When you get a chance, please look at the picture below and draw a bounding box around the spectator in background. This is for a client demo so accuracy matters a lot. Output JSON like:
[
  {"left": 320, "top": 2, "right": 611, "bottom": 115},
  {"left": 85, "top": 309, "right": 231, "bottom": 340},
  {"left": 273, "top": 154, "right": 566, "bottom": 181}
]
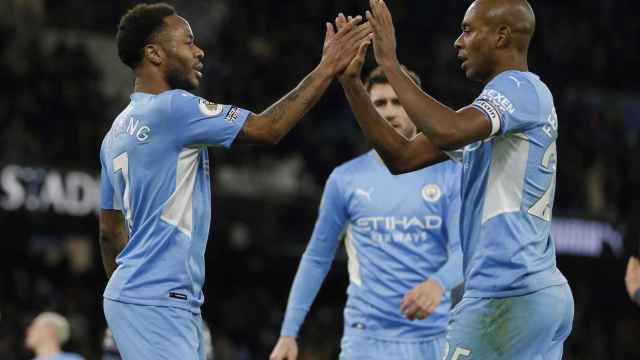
[
  {"left": 625, "top": 257, "right": 640, "bottom": 305},
  {"left": 25, "top": 312, "right": 84, "bottom": 360}
]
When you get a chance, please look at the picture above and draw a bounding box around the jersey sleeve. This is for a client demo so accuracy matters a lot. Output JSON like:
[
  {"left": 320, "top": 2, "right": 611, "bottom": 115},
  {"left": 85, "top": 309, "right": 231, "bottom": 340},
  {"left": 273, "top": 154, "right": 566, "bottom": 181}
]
[
  {"left": 100, "top": 154, "right": 120, "bottom": 210},
  {"left": 443, "top": 148, "right": 464, "bottom": 163},
  {"left": 170, "top": 91, "right": 250, "bottom": 148},
  {"left": 430, "top": 162, "right": 464, "bottom": 290},
  {"left": 280, "top": 170, "right": 349, "bottom": 337},
  {"left": 471, "top": 72, "right": 539, "bottom": 136}
]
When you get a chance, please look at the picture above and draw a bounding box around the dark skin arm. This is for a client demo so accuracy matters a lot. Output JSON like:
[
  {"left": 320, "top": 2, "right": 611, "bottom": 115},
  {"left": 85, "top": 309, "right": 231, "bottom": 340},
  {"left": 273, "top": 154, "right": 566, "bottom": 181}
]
[
  {"left": 235, "top": 17, "right": 373, "bottom": 145},
  {"left": 339, "top": 78, "right": 448, "bottom": 173},
  {"left": 367, "top": 0, "right": 491, "bottom": 150},
  {"left": 334, "top": 14, "right": 447, "bottom": 174},
  {"left": 99, "top": 209, "right": 129, "bottom": 279}
]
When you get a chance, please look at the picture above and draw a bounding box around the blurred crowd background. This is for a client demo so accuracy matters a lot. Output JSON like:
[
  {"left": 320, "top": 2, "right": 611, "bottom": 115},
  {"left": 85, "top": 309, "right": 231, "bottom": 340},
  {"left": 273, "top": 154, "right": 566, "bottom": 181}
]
[{"left": 0, "top": 0, "right": 639, "bottom": 359}]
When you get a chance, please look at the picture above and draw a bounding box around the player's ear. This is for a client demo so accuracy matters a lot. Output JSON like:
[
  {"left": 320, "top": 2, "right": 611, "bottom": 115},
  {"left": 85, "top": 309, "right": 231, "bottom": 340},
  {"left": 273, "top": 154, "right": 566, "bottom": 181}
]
[
  {"left": 495, "top": 25, "right": 510, "bottom": 49},
  {"left": 143, "top": 44, "right": 163, "bottom": 66}
]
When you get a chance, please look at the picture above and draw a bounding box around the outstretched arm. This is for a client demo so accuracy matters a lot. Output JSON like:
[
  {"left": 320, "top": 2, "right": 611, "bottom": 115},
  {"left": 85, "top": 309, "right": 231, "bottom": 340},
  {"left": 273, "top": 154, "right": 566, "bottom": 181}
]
[
  {"left": 235, "top": 17, "right": 372, "bottom": 145},
  {"left": 367, "top": 0, "right": 491, "bottom": 150},
  {"left": 270, "top": 171, "right": 348, "bottom": 360},
  {"left": 333, "top": 13, "right": 447, "bottom": 173},
  {"left": 340, "top": 78, "right": 447, "bottom": 173}
]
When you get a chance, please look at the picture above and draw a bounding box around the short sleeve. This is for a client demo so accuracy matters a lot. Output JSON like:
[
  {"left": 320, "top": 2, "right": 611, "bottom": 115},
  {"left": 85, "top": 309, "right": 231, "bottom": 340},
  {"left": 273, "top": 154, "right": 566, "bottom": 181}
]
[
  {"left": 471, "top": 72, "right": 539, "bottom": 136},
  {"left": 170, "top": 91, "right": 250, "bottom": 148},
  {"left": 100, "top": 158, "right": 120, "bottom": 210},
  {"left": 443, "top": 148, "right": 464, "bottom": 163}
]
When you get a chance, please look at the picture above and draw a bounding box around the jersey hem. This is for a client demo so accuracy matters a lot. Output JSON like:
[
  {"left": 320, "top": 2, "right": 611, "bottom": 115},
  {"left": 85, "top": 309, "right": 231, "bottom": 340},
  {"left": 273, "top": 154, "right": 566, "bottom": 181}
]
[
  {"left": 342, "top": 327, "right": 446, "bottom": 343},
  {"left": 103, "top": 294, "right": 202, "bottom": 314},
  {"left": 462, "top": 279, "right": 568, "bottom": 299}
]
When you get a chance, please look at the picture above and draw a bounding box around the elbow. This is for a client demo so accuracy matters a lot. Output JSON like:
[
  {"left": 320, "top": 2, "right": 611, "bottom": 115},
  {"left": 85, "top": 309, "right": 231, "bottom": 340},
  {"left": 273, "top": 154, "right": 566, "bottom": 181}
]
[
  {"left": 430, "top": 129, "right": 461, "bottom": 150},
  {"left": 258, "top": 131, "right": 282, "bottom": 146},
  {"left": 252, "top": 122, "right": 283, "bottom": 146}
]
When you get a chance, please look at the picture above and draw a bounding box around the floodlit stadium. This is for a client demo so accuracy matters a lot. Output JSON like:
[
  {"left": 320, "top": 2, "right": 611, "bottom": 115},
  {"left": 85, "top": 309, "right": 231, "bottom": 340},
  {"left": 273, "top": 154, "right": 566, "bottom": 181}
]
[{"left": 1, "top": 1, "right": 639, "bottom": 359}]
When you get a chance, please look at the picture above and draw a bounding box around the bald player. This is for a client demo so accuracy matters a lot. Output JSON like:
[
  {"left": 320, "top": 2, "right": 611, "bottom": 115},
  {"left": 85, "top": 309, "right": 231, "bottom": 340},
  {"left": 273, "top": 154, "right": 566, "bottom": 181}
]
[{"left": 337, "top": 0, "right": 574, "bottom": 358}]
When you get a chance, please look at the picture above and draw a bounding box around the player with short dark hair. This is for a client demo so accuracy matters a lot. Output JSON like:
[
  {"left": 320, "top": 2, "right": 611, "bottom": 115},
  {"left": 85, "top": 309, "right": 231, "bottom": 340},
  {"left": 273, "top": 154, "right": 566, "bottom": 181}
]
[
  {"left": 338, "top": 0, "right": 574, "bottom": 358},
  {"left": 270, "top": 26, "right": 463, "bottom": 357},
  {"left": 99, "top": 3, "right": 372, "bottom": 359}
]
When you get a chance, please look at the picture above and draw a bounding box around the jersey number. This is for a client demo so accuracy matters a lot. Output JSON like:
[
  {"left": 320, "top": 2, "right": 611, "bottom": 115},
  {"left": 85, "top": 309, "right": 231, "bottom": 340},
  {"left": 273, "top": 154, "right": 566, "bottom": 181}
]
[
  {"left": 113, "top": 152, "right": 133, "bottom": 231},
  {"left": 528, "top": 141, "right": 556, "bottom": 221},
  {"left": 443, "top": 343, "right": 472, "bottom": 360}
]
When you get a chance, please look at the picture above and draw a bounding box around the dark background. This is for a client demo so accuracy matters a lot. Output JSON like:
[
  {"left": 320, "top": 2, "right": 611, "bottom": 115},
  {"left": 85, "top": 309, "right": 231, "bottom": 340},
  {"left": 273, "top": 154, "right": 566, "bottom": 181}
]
[{"left": 0, "top": 0, "right": 639, "bottom": 359}]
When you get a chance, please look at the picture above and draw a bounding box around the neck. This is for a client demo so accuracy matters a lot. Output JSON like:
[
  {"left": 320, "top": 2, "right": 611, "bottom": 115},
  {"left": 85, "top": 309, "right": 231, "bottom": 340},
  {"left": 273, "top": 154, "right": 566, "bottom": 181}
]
[
  {"left": 484, "top": 52, "right": 528, "bottom": 84},
  {"left": 133, "top": 67, "right": 170, "bottom": 94},
  {"left": 35, "top": 342, "right": 60, "bottom": 359}
]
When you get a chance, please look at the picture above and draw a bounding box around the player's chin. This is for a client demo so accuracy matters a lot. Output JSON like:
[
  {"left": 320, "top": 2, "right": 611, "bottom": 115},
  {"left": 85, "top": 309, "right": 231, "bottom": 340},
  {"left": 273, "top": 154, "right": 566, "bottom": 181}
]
[{"left": 186, "top": 76, "right": 200, "bottom": 90}]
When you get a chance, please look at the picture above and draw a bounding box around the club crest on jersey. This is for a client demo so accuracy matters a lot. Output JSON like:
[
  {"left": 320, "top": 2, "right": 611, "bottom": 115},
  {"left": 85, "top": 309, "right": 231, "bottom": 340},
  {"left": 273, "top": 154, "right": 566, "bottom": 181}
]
[
  {"left": 198, "top": 98, "right": 223, "bottom": 117},
  {"left": 422, "top": 184, "right": 441, "bottom": 203}
]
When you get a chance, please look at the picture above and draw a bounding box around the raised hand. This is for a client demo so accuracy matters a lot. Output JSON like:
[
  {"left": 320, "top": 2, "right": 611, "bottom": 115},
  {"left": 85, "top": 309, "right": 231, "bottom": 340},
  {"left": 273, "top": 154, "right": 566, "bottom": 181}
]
[
  {"left": 400, "top": 278, "right": 444, "bottom": 321},
  {"left": 269, "top": 336, "right": 299, "bottom": 360},
  {"left": 334, "top": 14, "right": 371, "bottom": 82},
  {"left": 320, "top": 15, "right": 372, "bottom": 77},
  {"left": 366, "top": 0, "right": 399, "bottom": 68}
]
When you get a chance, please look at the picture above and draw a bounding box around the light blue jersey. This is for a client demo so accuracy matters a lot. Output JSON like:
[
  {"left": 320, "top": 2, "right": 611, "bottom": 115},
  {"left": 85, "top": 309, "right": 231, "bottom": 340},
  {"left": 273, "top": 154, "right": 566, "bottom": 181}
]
[
  {"left": 100, "top": 90, "right": 249, "bottom": 313},
  {"left": 33, "top": 352, "right": 84, "bottom": 360},
  {"left": 446, "top": 70, "right": 567, "bottom": 298},
  {"left": 280, "top": 151, "right": 463, "bottom": 343}
]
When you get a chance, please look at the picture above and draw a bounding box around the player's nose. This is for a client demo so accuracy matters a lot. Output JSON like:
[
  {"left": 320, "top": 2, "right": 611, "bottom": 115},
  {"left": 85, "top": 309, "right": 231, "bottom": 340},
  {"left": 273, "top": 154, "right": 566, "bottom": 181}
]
[
  {"left": 195, "top": 45, "right": 204, "bottom": 59},
  {"left": 453, "top": 34, "right": 463, "bottom": 49}
]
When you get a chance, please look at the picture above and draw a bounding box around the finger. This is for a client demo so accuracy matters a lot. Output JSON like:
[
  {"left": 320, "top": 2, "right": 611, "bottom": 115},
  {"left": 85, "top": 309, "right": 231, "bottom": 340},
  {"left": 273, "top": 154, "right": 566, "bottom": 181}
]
[
  {"left": 336, "top": 12, "right": 347, "bottom": 30},
  {"left": 336, "top": 15, "right": 363, "bottom": 37},
  {"left": 325, "top": 22, "right": 335, "bottom": 40},
  {"left": 370, "top": 0, "right": 382, "bottom": 19},
  {"left": 379, "top": 0, "right": 392, "bottom": 20},
  {"left": 400, "top": 296, "right": 415, "bottom": 313},
  {"left": 342, "top": 22, "right": 373, "bottom": 45},
  {"left": 402, "top": 301, "right": 419, "bottom": 318},
  {"left": 356, "top": 40, "right": 370, "bottom": 60}
]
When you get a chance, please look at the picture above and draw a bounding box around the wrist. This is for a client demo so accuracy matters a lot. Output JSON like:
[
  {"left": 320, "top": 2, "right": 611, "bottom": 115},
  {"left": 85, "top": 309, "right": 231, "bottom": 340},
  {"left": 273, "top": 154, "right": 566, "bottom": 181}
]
[
  {"left": 429, "top": 276, "right": 446, "bottom": 292},
  {"left": 338, "top": 75, "right": 363, "bottom": 86},
  {"left": 380, "top": 57, "right": 401, "bottom": 74},
  {"left": 315, "top": 61, "right": 336, "bottom": 80}
]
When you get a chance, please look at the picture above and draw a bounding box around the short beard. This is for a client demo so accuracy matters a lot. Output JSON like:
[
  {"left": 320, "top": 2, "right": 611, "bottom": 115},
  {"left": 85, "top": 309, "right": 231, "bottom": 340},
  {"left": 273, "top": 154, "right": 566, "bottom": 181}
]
[{"left": 166, "top": 63, "right": 196, "bottom": 91}]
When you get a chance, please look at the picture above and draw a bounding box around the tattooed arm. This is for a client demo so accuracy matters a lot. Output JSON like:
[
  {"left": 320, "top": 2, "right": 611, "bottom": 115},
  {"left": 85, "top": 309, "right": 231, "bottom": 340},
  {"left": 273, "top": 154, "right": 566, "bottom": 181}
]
[{"left": 235, "top": 17, "right": 372, "bottom": 145}]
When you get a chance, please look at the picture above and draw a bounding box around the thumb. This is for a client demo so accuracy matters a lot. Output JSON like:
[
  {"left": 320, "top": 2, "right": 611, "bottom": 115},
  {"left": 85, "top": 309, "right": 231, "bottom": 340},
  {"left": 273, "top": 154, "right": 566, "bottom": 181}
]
[{"left": 357, "top": 40, "right": 370, "bottom": 59}]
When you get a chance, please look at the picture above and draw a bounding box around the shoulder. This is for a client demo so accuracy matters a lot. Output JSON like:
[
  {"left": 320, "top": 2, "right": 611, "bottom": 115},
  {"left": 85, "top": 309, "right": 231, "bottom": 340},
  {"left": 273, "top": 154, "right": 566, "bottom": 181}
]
[
  {"left": 332, "top": 152, "right": 373, "bottom": 179},
  {"left": 481, "top": 70, "right": 540, "bottom": 105},
  {"left": 164, "top": 90, "right": 226, "bottom": 118}
]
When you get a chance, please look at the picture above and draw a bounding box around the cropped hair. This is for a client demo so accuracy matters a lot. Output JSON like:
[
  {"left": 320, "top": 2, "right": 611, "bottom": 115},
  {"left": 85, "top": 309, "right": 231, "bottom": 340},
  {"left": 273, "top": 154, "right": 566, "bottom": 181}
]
[
  {"left": 364, "top": 65, "right": 422, "bottom": 93},
  {"left": 116, "top": 3, "right": 176, "bottom": 69}
]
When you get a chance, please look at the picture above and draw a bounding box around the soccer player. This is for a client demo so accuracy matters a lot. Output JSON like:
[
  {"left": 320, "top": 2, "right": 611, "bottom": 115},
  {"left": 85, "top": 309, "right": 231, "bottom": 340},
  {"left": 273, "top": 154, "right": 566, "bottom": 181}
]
[
  {"left": 337, "top": 0, "right": 574, "bottom": 358},
  {"left": 25, "top": 312, "right": 84, "bottom": 360},
  {"left": 269, "top": 64, "right": 463, "bottom": 360},
  {"left": 99, "top": 3, "right": 371, "bottom": 359}
]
